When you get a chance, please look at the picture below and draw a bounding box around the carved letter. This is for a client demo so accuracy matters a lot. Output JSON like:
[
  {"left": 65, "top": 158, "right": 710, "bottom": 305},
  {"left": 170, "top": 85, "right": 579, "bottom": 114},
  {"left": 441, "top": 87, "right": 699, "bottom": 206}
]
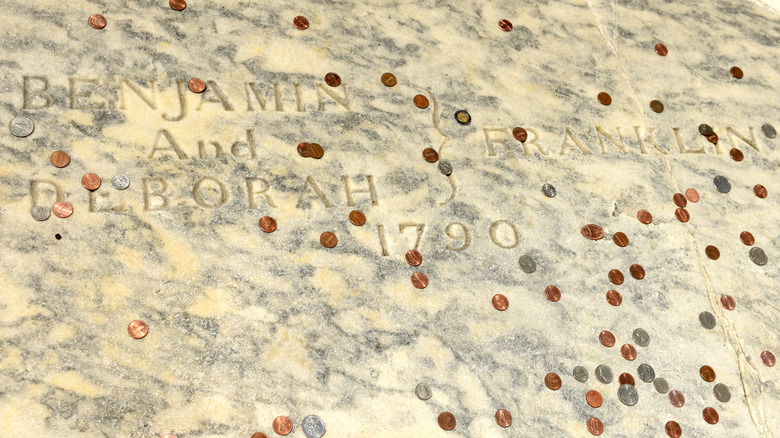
[
  {"left": 246, "top": 177, "right": 278, "bottom": 209},
  {"left": 294, "top": 83, "right": 305, "bottom": 112},
  {"left": 149, "top": 129, "right": 188, "bottom": 159},
  {"left": 245, "top": 82, "right": 283, "bottom": 111},
  {"left": 673, "top": 128, "right": 705, "bottom": 154},
  {"left": 726, "top": 127, "right": 759, "bottom": 152},
  {"left": 198, "top": 141, "right": 224, "bottom": 158},
  {"left": 162, "top": 80, "right": 187, "bottom": 121},
  {"left": 231, "top": 130, "right": 257, "bottom": 159},
  {"left": 633, "top": 126, "right": 665, "bottom": 154},
  {"left": 23, "top": 76, "right": 54, "bottom": 109},
  {"left": 119, "top": 78, "right": 157, "bottom": 110},
  {"left": 560, "top": 128, "right": 592, "bottom": 155},
  {"left": 296, "top": 176, "right": 334, "bottom": 208},
  {"left": 30, "top": 179, "right": 64, "bottom": 208},
  {"left": 193, "top": 177, "right": 228, "bottom": 208},
  {"left": 316, "top": 83, "right": 350, "bottom": 111},
  {"left": 197, "top": 80, "right": 234, "bottom": 111},
  {"left": 595, "top": 126, "right": 627, "bottom": 154},
  {"left": 483, "top": 127, "right": 509, "bottom": 157},
  {"left": 69, "top": 78, "right": 107, "bottom": 110},
  {"left": 143, "top": 178, "right": 169, "bottom": 211},
  {"left": 342, "top": 175, "right": 378, "bottom": 206},
  {"left": 520, "top": 128, "right": 548, "bottom": 156}
]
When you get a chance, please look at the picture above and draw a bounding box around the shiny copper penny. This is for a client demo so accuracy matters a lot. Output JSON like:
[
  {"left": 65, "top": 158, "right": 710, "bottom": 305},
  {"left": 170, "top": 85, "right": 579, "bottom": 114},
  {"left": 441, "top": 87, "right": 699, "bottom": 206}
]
[
  {"left": 597, "top": 92, "right": 612, "bottom": 106},
  {"left": 637, "top": 210, "right": 653, "bottom": 224},
  {"left": 306, "top": 143, "right": 324, "bottom": 159},
  {"left": 544, "top": 285, "right": 561, "bottom": 302},
  {"left": 127, "top": 320, "right": 148, "bottom": 339},
  {"left": 629, "top": 264, "right": 645, "bottom": 280},
  {"left": 760, "top": 350, "right": 776, "bottom": 367},
  {"left": 587, "top": 417, "right": 604, "bottom": 436},
  {"left": 740, "top": 231, "right": 755, "bottom": 246},
  {"left": 413, "top": 94, "right": 429, "bottom": 109},
  {"left": 492, "top": 294, "right": 509, "bottom": 311},
  {"left": 586, "top": 390, "right": 603, "bottom": 408},
  {"left": 581, "top": 224, "right": 605, "bottom": 240},
  {"left": 699, "top": 365, "right": 716, "bottom": 382},
  {"left": 672, "top": 193, "right": 687, "bottom": 207},
  {"left": 188, "top": 78, "right": 206, "bottom": 93},
  {"left": 608, "top": 269, "right": 624, "bottom": 285},
  {"left": 606, "top": 290, "right": 622, "bottom": 306},
  {"left": 668, "top": 390, "right": 685, "bottom": 407},
  {"left": 650, "top": 100, "right": 664, "bottom": 113},
  {"left": 621, "top": 344, "right": 637, "bottom": 361},
  {"left": 411, "top": 272, "right": 428, "bottom": 289},
  {"left": 169, "top": 0, "right": 186, "bottom": 11},
  {"left": 654, "top": 43, "right": 668, "bottom": 56},
  {"left": 720, "top": 294, "right": 735, "bottom": 310},
  {"left": 258, "top": 216, "right": 277, "bottom": 233},
  {"left": 405, "top": 250, "right": 422, "bottom": 266},
  {"left": 320, "top": 231, "right": 338, "bottom": 248},
  {"left": 251, "top": 433, "right": 267, "bottom": 438},
  {"left": 88, "top": 14, "right": 107, "bottom": 29},
  {"left": 730, "top": 148, "right": 744, "bottom": 161},
  {"left": 512, "top": 127, "right": 528, "bottom": 142},
  {"left": 545, "top": 373, "right": 562, "bottom": 390},
  {"left": 754, "top": 184, "right": 768, "bottom": 198},
  {"left": 599, "top": 330, "right": 616, "bottom": 347},
  {"left": 685, "top": 188, "right": 700, "bottom": 202},
  {"left": 293, "top": 15, "right": 309, "bottom": 30},
  {"left": 675, "top": 208, "right": 690, "bottom": 223},
  {"left": 613, "top": 232, "right": 629, "bottom": 247},
  {"left": 325, "top": 72, "right": 341, "bottom": 87},
  {"left": 422, "top": 148, "right": 439, "bottom": 163},
  {"left": 52, "top": 201, "right": 73, "bottom": 218},
  {"left": 494, "top": 409, "right": 512, "bottom": 427},
  {"left": 297, "top": 142, "right": 311, "bottom": 157},
  {"left": 50, "top": 151, "right": 70, "bottom": 168},
  {"left": 665, "top": 421, "right": 682, "bottom": 438},
  {"left": 81, "top": 173, "right": 101, "bottom": 191},
  {"left": 498, "top": 19, "right": 513, "bottom": 32},
  {"left": 438, "top": 412, "right": 456, "bottom": 431},
  {"left": 619, "top": 373, "right": 635, "bottom": 386},
  {"left": 705, "top": 245, "right": 720, "bottom": 260},
  {"left": 381, "top": 73, "right": 397, "bottom": 87},
  {"left": 349, "top": 210, "right": 366, "bottom": 226},
  {"left": 161, "top": 435, "right": 176, "bottom": 438},
  {"left": 273, "top": 416, "right": 293, "bottom": 435},
  {"left": 707, "top": 133, "right": 719, "bottom": 144},
  {"left": 730, "top": 66, "right": 744, "bottom": 79},
  {"left": 703, "top": 407, "right": 719, "bottom": 425}
]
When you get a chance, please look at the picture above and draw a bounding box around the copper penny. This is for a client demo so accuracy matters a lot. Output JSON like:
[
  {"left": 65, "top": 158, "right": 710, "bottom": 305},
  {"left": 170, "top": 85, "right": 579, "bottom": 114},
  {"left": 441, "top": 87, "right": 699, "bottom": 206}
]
[
  {"left": 494, "top": 409, "right": 512, "bottom": 427},
  {"left": 169, "top": 0, "right": 186, "bottom": 11},
  {"left": 498, "top": 19, "right": 513, "bottom": 32},
  {"left": 699, "top": 365, "right": 716, "bottom": 382},
  {"left": 81, "top": 173, "right": 102, "bottom": 191},
  {"left": 760, "top": 350, "right": 776, "bottom": 367},
  {"left": 258, "top": 216, "right": 277, "bottom": 233},
  {"left": 754, "top": 184, "right": 768, "bottom": 198},
  {"left": 619, "top": 373, "right": 635, "bottom": 386},
  {"left": 324, "top": 72, "right": 341, "bottom": 87},
  {"left": 544, "top": 285, "right": 561, "bottom": 302},
  {"left": 492, "top": 294, "right": 509, "bottom": 311},
  {"left": 654, "top": 43, "right": 668, "bottom": 56},
  {"left": 637, "top": 210, "right": 653, "bottom": 224},
  {"left": 293, "top": 15, "right": 309, "bottom": 30},
  {"left": 730, "top": 148, "right": 744, "bottom": 161},
  {"left": 411, "top": 272, "right": 428, "bottom": 289},
  {"left": 599, "top": 330, "right": 616, "bottom": 347},
  {"left": 587, "top": 417, "right": 604, "bottom": 436},
  {"left": 581, "top": 224, "right": 605, "bottom": 240},
  {"left": 720, "top": 294, "right": 735, "bottom": 310},
  {"left": 705, "top": 245, "right": 720, "bottom": 260},
  {"left": 699, "top": 124, "right": 714, "bottom": 136},
  {"left": 306, "top": 143, "right": 324, "bottom": 159},
  {"left": 88, "top": 14, "right": 107, "bottom": 29},
  {"left": 675, "top": 208, "right": 690, "bottom": 223},
  {"left": 621, "top": 344, "right": 637, "bottom": 361},
  {"left": 381, "top": 73, "right": 397, "bottom": 87},
  {"left": 685, "top": 188, "right": 700, "bottom": 202},
  {"left": 606, "top": 290, "right": 622, "bottom": 306},
  {"left": 597, "top": 92, "right": 612, "bottom": 106},
  {"left": 437, "top": 412, "right": 456, "bottom": 431},
  {"left": 668, "top": 389, "right": 685, "bottom": 407},
  {"left": 413, "top": 94, "right": 429, "bottom": 109},
  {"left": 613, "top": 232, "right": 629, "bottom": 247},
  {"left": 545, "top": 373, "right": 562, "bottom": 390},
  {"left": 188, "top": 78, "right": 206, "bottom": 93},
  {"left": 161, "top": 435, "right": 176, "bottom": 438},
  {"left": 629, "top": 264, "right": 645, "bottom": 280},
  {"left": 349, "top": 210, "right": 366, "bottom": 226},
  {"left": 707, "top": 133, "right": 719, "bottom": 144},
  {"left": 127, "top": 320, "right": 148, "bottom": 339},
  {"left": 251, "top": 433, "right": 268, "bottom": 438},
  {"left": 650, "top": 100, "right": 664, "bottom": 113},
  {"left": 703, "top": 407, "right": 719, "bottom": 425},
  {"left": 586, "top": 390, "right": 603, "bottom": 408},
  {"left": 608, "top": 269, "right": 624, "bottom": 285},
  {"left": 422, "top": 148, "right": 439, "bottom": 163},
  {"left": 512, "top": 127, "right": 528, "bottom": 142},
  {"left": 52, "top": 201, "right": 73, "bottom": 218},
  {"left": 405, "top": 250, "right": 422, "bottom": 267},
  {"left": 730, "top": 66, "right": 744, "bottom": 79},
  {"left": 320, "top": 231, "right": 338, "bottom": 248},
  {"left": 273, "top": 416, "right": 293, "bottom": 435},
  {"left": 50, "top": 151, "right": 70, "bottom": 168},
  {"left": 672, "top": 193, "right": 687, "bottom": 207},
  {"left": 740, "top": 231, "right": 755, "bottom": 246},
  {"left": 297, "top": 142, "right": 311, "bottom": 157},
  {"left": 665, "top": 421, "right": 682, "bottom": 438}
]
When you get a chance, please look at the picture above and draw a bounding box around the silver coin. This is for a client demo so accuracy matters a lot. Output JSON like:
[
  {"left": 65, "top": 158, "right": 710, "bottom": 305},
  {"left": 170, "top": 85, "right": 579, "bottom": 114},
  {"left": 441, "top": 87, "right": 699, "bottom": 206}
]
[
  {"left": 618, "top": 383, "right": 639, "bottom": 406},
  {"left": 415, "top": 383, "right": 432, "bottom": 400},
  {"left": 653, "top": 377, "right": 669, "bottom": 394},
  {"left": 595, "top": 364, "right": 613, "bottom": 384},
  {"left": 713, "top": 383, "right": 731, "bottom": 403},
  {"left": 9, "top": 116, "right": 34, "bottom": 137},
  {"left": 438, "top": 160, "right": 453, "bottom": 176},
  {"left": 573, "top": 365, "right": 589, "bottom": 382},
  {"left": 301, "top": 415, "right": 326, "bottom": 438},
  {"left": 699, "top": 311, "right": 716, "bottom": 329},
  {"left": 518, "top": 255, "right": 537, "bottom": 273},
  {"left": 542, "top": 183, "right": 557, "bottom": 198},
  {"left": 713, "top": 175, "right": 731, "bottom": 193},
  {"left": 632, "top": 328, "right": 650, "bottom": 347},
  {"left": 762, "top": 123, "right": 777, "bottom": 139},
  {"left": 31, "top": 205, "right": 51, "bottom": 221},
  {"left": 749, "top": 247, "right": 767, "bottom": 266},
  {"left": 637, "top": 364, "right": 655, "bottom": 383},
  {"left": 112, "top": 174, "right": 130, "bottom": 190}
]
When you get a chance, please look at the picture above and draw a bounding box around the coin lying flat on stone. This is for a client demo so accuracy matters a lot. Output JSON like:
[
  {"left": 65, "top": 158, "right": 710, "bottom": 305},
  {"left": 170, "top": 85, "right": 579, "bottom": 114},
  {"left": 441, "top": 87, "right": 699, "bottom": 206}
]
[
  {"left": 573, "top": 366, "right": 589, "bottom": 382},
  {"left": 31, "top": 206, "right": 51, "bottom": 221},
  {"left": 273, "top": 416, "right": 293, "bottom": 435},
  {"left": 415, "top": 382, "right": 432, "bottom": 400},
  {"left": 749, "top": 247, "right": 767, "bottom": 266},
  {"left": 699, "top": 311, "right": 716, "bottom": 329},
  {"left": 637, "top": 364, "right": 655, "bottom": 383},
  {"left": 494, "top": 409, "right": 512, "bottom": 427},
  {"left": 713, "top": 383, "right": 731, "bottom": 402},
  {"left": 762, "top": 123, "right": 777, "bottom": 138},
  {"left": 595, "top": 364, "right": 613, "bottom": 384},
  {"left": 438, "top": 412, "right": 456, "bottom": 431},
  {"left": 438, "top": 160, "right": 453, "bottom": 176},
  {"left": 542, "top": 183, "right": 556, "bottom": 198},
  {"left": 654, "top": 377, "right": 669, "bottom": 394},
  {"left": 301, "top": 415, "right": 325, "bottom": 438},
  {"left": 713, "top": 175, "right": 731, "bottom": 193},
  {"left": 618, "top": 383, "right": 639, "bottom": 406},
  {"left": 112, "top": 174, "right": 130, "bottom": 190},
  {"left": 9, "top": 116, "right": 34, "bottom": 137},
  {"left": 580, "top": 224, "right": 604, "bottom": 240},
  {"left": 518, "top": 255, "right": 536, "bottom": 273}
]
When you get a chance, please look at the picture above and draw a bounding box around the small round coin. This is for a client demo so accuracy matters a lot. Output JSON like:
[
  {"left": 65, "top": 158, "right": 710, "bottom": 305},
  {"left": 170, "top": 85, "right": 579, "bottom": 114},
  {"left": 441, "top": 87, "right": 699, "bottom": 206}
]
[
  {"left": 545, "top": 373, "right": 562, "bottom": 390},
  {"left": 637, "top": 363, "right": 656, "bottom": 383},
  {"left": 251, "top": 433, "right": 268, "bottom": 438},
  {"left": 187, "top": 78, "right": 206, "bottom": 93},
  {"left": 700, "top": 365, "right": 716, "bottom": 382},
  {"left": 273, "top": 416, "right": 293, "bottom": 435},
  {"left": 112, "top": 174, "right": 130, "bottom": 190},
  {"left": 415, "top": 382, "right": 432, "bottom": 400},
  {"left": 411, "top": 272, "right": 428, "bottom": 289},
  {"left": 740, "top": 231, "right": 755, "bottom": 246},
  {"left": 498, "top": 19, "right": 513, "bottom": 32},
  {"left": 301, "top": 415, "right": 325, "bottom": 438},
  {"left": 437, "top": 412, "right": 456, "bottom": 431},
  {"left": 81, "top": 173, "right": 102, "bottom": 191},
  {"left": 88, "top": 14, "right": 107, "bottom": 29},
  {"left": 348, "top": 210, "right": 366, "bottom": 226},
  {"left": 492, "top": 294, "right": 509, "bottom": 311},
  {"left": 713, "top": 383, "right": 731, "bottom": 402},
  {"left": 668, "top": 389, "right": 685, "bottom": 407},
  {"left": 730, "top": 66, "right": 744, "bottom": 79},
  {"left": 613, "top": 232, "right": 629, "bottom": 247},
  {"left": 413, "top": 94, "right": 429, "bottom": 109},
  {"left": 629, "top": 264, "right": 646, "bottom": 280},
  {"left": 512, "top": 127, "right": 528, "bottom": 142},
  {"left": 730, "top": 148, "right": 744, "bottom": 161},
  {"left": 599, "top": 330, "right": 616, "bottom": 347},
  {"left": 754, "top": 184, "right": 768, "bottom": 198},
  {"left": 621, "top": 344, "right": 637, "bottom": 361},
  {"left": 52, "top": 201, "right": 73, "bottom": 218},
  {"left": 586, "top": 390, "right": 603, "bottom": 408},
  {"left": 438, "top": 160, "right": 453, "bottom": 176},
  {"left": 699, "top": 311, "right": 717, "bottom": 329},
  {"left": 544, "top": 285, "right": 561, "bottom": 302},
  {"left": 542, "top": 183, "right": 556, "bottom": 198},
  {"left": 405, "top": 250, "right": 423, "bottom": 267},
  {"left": 518, "top": 255, "right": 536, "bottom": 273},
  {"left": 762, "top": 123, "right": 777, "bottom": 138},
  {"left": 50, "top": 151, "right": 70, "bottom": 168},
  {"left": 749, "top": 247, "right": 767, "bottom": 266},
  {"left": 9, "top": 116, "right": 34, "bottom": 137},
  {"left": 573, "top": 366, "right": 589, "bottom": 382},
  {"left": 494, "top": 409, "right": 512, "bottom": 427},
  {"left": 597, "top": 92, "right": 612, "bottom": 106},
  {"left": 606, "top": 290, "right": 622, "bottom": 306},
  {"left": 581, "top": 224, "right": 605, "bottom": 240},
  {"left": 595, "top": 364, "right": 613, "bottom": 384},
  {"left": 699, "top": 124, "right": 714, "bottom": 136},
  {"left": 618, "top": 383, "right": 639, "bottom": 406},
  {"left": 258, "top": 216, "right": 277, "bottom": 233},
  {"left": 654, "top": 43, "right": 668, "bottom": 56},
  {"left": 632, "top": 328, "right": 650, "bottom": 347},
  {"left": 454, "top": 110, "right": 471, "bottom": 125},
  {"left": 675, "top": 207, "right": 690, "bottom": 223},
  {"left": 608, "top": 269, "right": 624, "bottom": 285},
  {"left": 713, "top": 175, "right": 731, "bottom": 193},
  {"left": 685, "top": 188, "right": 700, "bottom": 202},
  {"left": 293, "top": 15, "right": 309, "bottom": 30},
  {"left": 306, "top": 143, "right": 324, "bottom": 159},
  {"left": 127, "top": 320, "right": 148, "bottom": 339},
  {"left": 707, "top": 133, "right": 719, "bottom": 144},
  {"left": 587, "top": 417, "right": 604, "bottom": 436},
  {"left": 705, "top": 245, "right": 720, "bottom": 260},
  {"left": 381, "top": 73, "right": 397, "bottom": 87},
  {"left": 760, "top": 350, "right": 776, "bottom": 367},
  {"left": 297, "top": 142, "right": 311, "bottom": 158},
  {"left": 665, "top": 421, "right": 682, "bottom": 438},
  {"left": 703, "top": 407, "right": 719, "bottom": 425},
  {"left": 650, "top": 100, "right": 664, "bottom": 113},
  {"left": 320, "top": 232, "right": 337, "bottom": 248},
  {"left": 673, "top": 193, "right": 687, "bottom": 207},
  {"left": 169, "top": 0, "right": 186, "bottom": 11},
  {"left": 637, "top": 209, "right": 653, "bottom": 224},
  {"left": 654, "top": 377, "right": 669, "bottom": 394},
  {"left": 324, "top": 72, "right": 341, "bottom": 87},
  {"left": 720, "top": 294, "right": 736, "bottom": 310},
  {"left": 422, "top": 148, "right": 439, "bottom": 163},
  {"left": 31, "top": 206, "right": 51, "bottom": 221}
]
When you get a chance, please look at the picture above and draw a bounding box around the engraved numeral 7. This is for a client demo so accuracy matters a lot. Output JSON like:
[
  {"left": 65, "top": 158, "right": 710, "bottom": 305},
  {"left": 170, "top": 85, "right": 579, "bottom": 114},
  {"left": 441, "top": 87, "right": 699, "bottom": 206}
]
[{"left": 399, "top": 223, "right": 426, "bottom": 251}]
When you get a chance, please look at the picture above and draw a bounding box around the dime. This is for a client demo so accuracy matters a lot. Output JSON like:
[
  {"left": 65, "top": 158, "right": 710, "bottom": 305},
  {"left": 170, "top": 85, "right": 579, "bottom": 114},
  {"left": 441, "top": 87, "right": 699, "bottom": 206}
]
[
  {"left": 586, "top": 390, "right": 603, "bottom": 408},
  {"left": 512, "top": 127, "right": 528, "bottom": 142},
  {"left": 415, "top": 382, "right": 432, "bottom": 400},
  {"left": 672, "top": 193, "right": 687, "bottom": 207},
  {"left": 699, "top": 311, "right": 716, "bottom": 329},
  {"left": 518, "top": 255, "right": 536, "bottom": 273},
  {"left": 621, "top": 344, "right": 637, "bottom": 361},
  {"left": 437, "top": 412, "right": 456, "bottom": 431},
  {"left": 498, "top": 19, "right": 513, "bottom": 32},
  {"left": 699, "top": 124, "right": 714, "bottom": 136},
  {"left": 544, "top": 373, "right": 562, "bottom": 390},
  {"left": 544, "top": 285, "right": 561, "bottom": 302},
  {"left": 52, "top": 201, "right": 73, "bottom": 218},
  {"left": 542, "top": 183, "right": 556, "bottom": 198},
  {"left": 297, "top": 142, "right": 311, "bottom": 157},
  {"left": 112, "top": 174, "right": 130, "bottom": 190},
  {"left": 597, "top": 92, "right": 612, "bottom": 106},
  {"left": 348, "top": 210, "right": 366, "bottom": 226},
  {"left": 637, "top": 364, "right": 655, "bottom": 383},
  {"left": 629, "top": 264, "right": 645, "bottom": 280},
  {"left": 605, "top": 290, "right": 622, "bottom": 306},
  {"left": 580, "top": 224, "right": 604, "bottom": 240},
  {"left": 169, "top": 0, "right": 186, "bottom": 11},
  {"left": 754, "top": 184, "right": 768, "bottom": 198},
  {"left": 713, "top": 175, "right": 731, "bottom": 193},
  {"left": 293, "top": 15, "right": 310, "bottom": 30},
  {"left": 187, "top": 78, "right": 206, "bottom": 93},
  {"left": 438, "top": 160, "right": 453, "bottom": 176},
  {"left": 31, "top": 206, "right": 51, "bottom": 221},
  {"left": 632, "top": 328, "right": 650, "bottom": 347},
  {"left": 762, "top": 123, "right": 777, "bottom": 138},
  {"left": 127, "top": 320, "right": 148, "bottom": 339},
  {"left": 649, "top": 100, "right": 664, "bottom": 113},
  {"left": 422, "top": 148, "right": 439, "bottom": 163},
  {"left": 730, "top": 148, "right": 744, "bottom": 161},
  {"left": 720, "top": 294, "right": 736, "bottom": 310},
  {"left": 700, "top": 365, "right": 716, "bottom": 382},
  {"left": 665, "top": 421, "right": 682, "bottom": 438},
  {"left": 595, "top": 364, "right": 613, "bottom": 384},
  {"left": 675, "top": 208, "right": 690, "bottom": 223},
  {"left": 50, "top": 151, "right": 70, "bottom": 168},
  {"left": 730, "top": 66, "right": 744, "bottom": 79},
  {"left": 740, "top": 231, "right": 755, "bottom": 246},
  {"left": 685, "top": 188, "right": 700, "bottom": 202},
  {"left": 320, "top": 231, "right": 338, "bottom": 248},
  {"left": 301, "top": 415, "right": 325, "bottom": 438},
  {"left": 637, "top": 209, "right": 653, "bottom": 224},
  {"left": 619, "top": 373, "right": 635, "bottom": 386},
  {"left": 273, "top": 416, "right": 293, "bottom": 435},
  {"left": 405, "top": 250, "right": 423, "bottom": 267},
  {"left": 608, "top": 269, "right": 624, "bottom": 285},
  {"left": 749, "top": 247, "right": 767, "bottom": 266},
  {"left": 9, "top": 116, "right": 34, "bottom": 137},
  {"left": 494, "top": 409, "right": 512, "bottom": 427},
  {"left": 654, "top": 43, "right": 668, "bottom": 56},
  {"left": 88, "top": 14, "right": 107, "bottom": 29},
  {"left": 306, "top": 143, "right": 324, "bottom": 159},
  {"left": 668, "top": 389, "right": 685, "bottom": 407},
  {"left": 760, "top": 350, "right": 776, "bottom": 367},
  {"left": 411, "top": 272, "right": 428, "bottom": 289},
  {"left": 324, "top": 73, "right": 341, "bottom": 87},
  {"left": 599, "top": 330, "right": 615, "bottom": 347},
  {"left": 587, "top": 417, "right": 604, "bottom": 436},
  {"left": 413, "top": 94, "right": 429, "bottom": 109},
  {"left": 703, "top": 407, "right": 719, "bottom": 425},
  {"left": 617, "top": 383, "right": 639, "bottom": 406},
  {"left": 258, "top": 216, "right": 277, "bottom": 233},
  {"left": 492, "top": 294, "right": 508, "bottom": 311},
  {"left": 713, "top": 383, "right": 731, "bottom": 402},
  {"left": 454, "top": 110, "right": 471, "bottom": 125},
  {"left": 705, "top": 245, "right": 720, "bottom": 260},
  {"left": 612, "top": 232, "right": 629, "bottom": 247},
  {"left": 654, "top": 377, "right": 669, "bottom": 394},
  {"left": 573, "top": 366, "right": 589, "bottom": 382},
  {"left": 381, "top": 73, "right": 397, "bottom": 87}
]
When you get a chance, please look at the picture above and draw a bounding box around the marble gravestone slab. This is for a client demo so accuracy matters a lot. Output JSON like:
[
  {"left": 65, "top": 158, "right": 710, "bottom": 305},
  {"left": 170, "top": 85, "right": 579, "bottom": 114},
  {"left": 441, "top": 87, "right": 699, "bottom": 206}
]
[{"left": 0, "top": 0, "right": 779, "bottom": 437}]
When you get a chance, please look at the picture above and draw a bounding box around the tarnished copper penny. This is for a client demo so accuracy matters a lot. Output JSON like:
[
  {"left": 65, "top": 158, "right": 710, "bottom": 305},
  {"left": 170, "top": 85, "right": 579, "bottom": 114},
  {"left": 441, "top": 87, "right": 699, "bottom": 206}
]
[
  {"left": 608, "top": 269, "right": 624, "bottom": 285},
  {"left": 293, "top": 15, "right": 309, "bottom": 30},
  {"left": 654, "top": 43, "right": 668, "bottom": 56},
  {"left": 613, "top": 232, "right": 629, "bottom": 247},
  {"left": 494, "top": 409, "right": 512, "bottom": 427},
  {"left": 705, "top": 245, "right": 720, "bottom": 260},
  {"left": 545, "top": 373, "right": 562, "bottom": 390},
  {"left": 411, "top": 272, "right": 428, "bottom": 289},
  {"left": 413, "top": 94, "right": 429, "bottom": 109},
  {"left": 169, "top": 0, "right": 186, "bottom": 11},
  {"left": 700, "top": 365, "right": 716, "bottom": 382},
  {"left": 621, "top": 344, "right": 637, "bottom": 361},
  {"left": 306, "top": 143, "right": 324, "bottom": 159},
  {"left": 675, "top": 208, "right": 690, "bottom": 223},
  {"left": 349, "top": 210, "right": 366, "bottom": 226},
  {"left": 88, "top": 14, "right": 107, "bottom": 29},
  {"left": 703, "top": 407, "right": 719, "bottom": 425},
  {"left": 325, "top": 72, "right": 341, "bottom": 87},
  {"left": 258, "top": 216, "right": 277, "bottom": 233},
  {"left": 81, "top": 173, "right": 102, "bottom": 191},
  {"left": 606, "top": 290, "right": 622, "bottom": 306},
  {"left": 422, "top": 148, "right": 439, "bottom": 163},
  {"left": 650, "top": 100, "right": 664, "bottom": 113},
  {"left": 320, "top": 231, "right": 338, "bottom": 248},
  {"left": 672, "top": 193, "right": 687, "bottom": 207},
  {"left": 405, "top": 250, "right": 422, "bottom": 267},
  {"left": 52, "top": 201, "right": 73, "bottom": 218},
  {"left": 685, "top": 188, "right": 700, "bottom": 202},
  {"left": 127, "top": 320, "right": 148, "bottom": 339},
  {"left": 512, "top": 127, "right": 528, "bottom": 142},
  {"left": 730, "top": 66, "right": 744, "bottom": 79},
  {"left": 161, "top": 435, "right": 176, "bottom": 438},
  {"left": 498, "top": 19, "right": 513, "bottom": 32},
  {"left": 669, "top": 390, "right": 685, "bottom": 407},
  {"left": 50, "top": 151, "right": 70, "bottom": 168},
  {"left": 630, "top": 264, "right": 645, "bottom": 280},
  {"left": 699, "top": 124, "right": 714, "bottom": 136},
  {"left": 597, "top": 92, "right": 612, "bottom": 106},
  {"left": 297, "top": 142, "right": 311, "bottom": 157},
  {"left": 740, "top": 231, "right": 755, "bottom": 246},
  {"left": 730, "top": 148, "right": 744, "bottom": 161},
  {"left": 720, "top": 294, "right": 736, "bottom": 310},
  {"left": 665, "top": 421, "right": 682, "bottom": 438},
  {"left": 581, "top": 224, "right": 604, "bottom": 240},
  {"left": 587, "top": 417, "right": 604, "bottom": 436},
  {"left": 619, "top": 373, "right": 635, "bottom": 386},
  {"left": 437, "top": 412, "right": 456, "bottom": 431},
  {"left": 637, "top": 210, "right": 653, "bottom": 224},
  {"left": 251, "top": 433, "right": 268, "bottom": 438},
  {"left": 760, "top": 350, "right": 776, "bottom": 367},
  {"left": 273, "top": 416, "right": 293, "bottom": 435},
  {"left": 599, "top": 330, "right": 616, "bottom": 347},
  {"left": 188, "top": 78, "right": 206, "bottom": 93},
  {"left": 381, "top": 73, "right": 397, "bottom": 87},
  {"left": 544, "top": 285, "right": 561, "bottom": 302},
  {"left": 707, "top": 133, "right": 719, "bottom": 144},
  {"left": 492, "top": 294, "right": 509, "bottom": 311},
  {"left": 586, "top": 390, "right": 603, "bottom": 408},
  {"left": 754, "top": 184, "right": 768, "bottom": 198}
]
